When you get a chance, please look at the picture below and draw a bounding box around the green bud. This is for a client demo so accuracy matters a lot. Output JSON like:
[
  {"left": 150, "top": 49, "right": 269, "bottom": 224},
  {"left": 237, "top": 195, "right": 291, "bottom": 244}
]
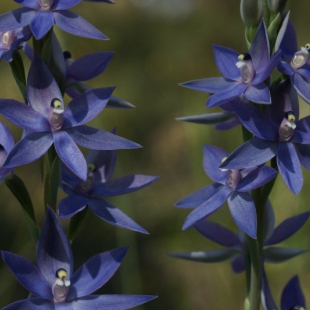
[
  {"left": 240, "top": 0, "right": 264, "bottom": 26},
  {"left": 267, "top": 0, "right": 288, "bottom": 13}
]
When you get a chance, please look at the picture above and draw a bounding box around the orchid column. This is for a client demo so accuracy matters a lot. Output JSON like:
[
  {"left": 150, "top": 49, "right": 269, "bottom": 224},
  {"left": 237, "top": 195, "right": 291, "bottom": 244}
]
[
  {"left": 174, "top": 0, "right": 309, "bottom": 309},
  {"left": 0, "top": 0, "right": 157, "bottom": 308}
]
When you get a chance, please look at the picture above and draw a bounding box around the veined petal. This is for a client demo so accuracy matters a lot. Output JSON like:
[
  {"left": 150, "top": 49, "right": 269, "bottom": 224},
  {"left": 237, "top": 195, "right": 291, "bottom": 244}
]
[
  {"left": 58, "top": 193, "right": 88, "bottom": 218},
  {"left": 1, "top": 251, "right": 53, "bottom": 300},
  {"left": 182, "top": 186, "right": 232, "bottom": 230},
  {"left": 54, "top": 10, "right": 108, "bottom": 40},
  {"left": 295, "top": 144, "right": 310, "bottom": 170},
  {"left": 53, "top": 130, "right": 87, "bottom": 180},
  {"left": 89, "top": 197, "right": 148, "bottom": 233},
  {"left": 237, "top": 166, "right": 277, "bottom": 192},
  {"left": 4, "top": 132, "right": 53, "bottom": 168},
  {"left": 277, "top": 142, "right": 303, "bottom": 194},
  {"left": 243, "top": 83, "right": 271, "bottom": 104},
  {"left": 97, "top": 175, "right": 158, "bottom": 196},
  {"left": 0, "top": 123, "right": 15, "bottom": 152},
  {"left": 203, "top": 144, "right": 228, "bottom": 184},
  {"left": 2, "top": 299, "right": 54, "bottom": 310},
  {"left": 0, "top": 99, "right": 50, "bottom": 132},
  {"left": 212, "top": 45, "right": 241, "bottom": 80},
  {"left": 175, "top": 183, "right": 222, "bottom": 209},
  {"left": 67, "top": 125, "right": 141, "bottom": 150},
  {"left": 227, "top": 191, "right": 257, "bottom": 238},
  {"left": 194, "top": 220, "right": 239, "bottom": 247},
  {"left": 0, "top": 8, "right": 36, "bottom": 32},
  {"left": 278, "top": 60, "right": 295, "bottom": 76},
  {"left": 30, "top": 11, "right": 54, "bottom": 40},
  {"left": 53, "top": 0, "right": 83, "bottom": 10},
  {"left": 291, "top": 73, "right": 310, "bottom": 104},
  {"left": 281, "top": 276, "right": 306, "bottom": 310},
  {"left": 37, "top": 208, "right": 74, "bottom": 286},
  {"left": 63, "top": 88, "right": 115, "bottom": 127},
  {"left": 265, "top": 212, "right": 310, "bottom": 246},
  {"left": 27, "top": 53, "right": 63, "bottom": 118},
  {"left": 293, "top": 115, "right": 310, "bottom": 144},
  {"left": 180, "top": 77, "right": 233, "bottom": 93},
  {"left": 68, "top": 247, "right": 128, "bottom": 299},
  {"left": 220, "top": 137, "right": 278, "bottom": 169},
  {"left": 14, "top": 0, "right": 40, "bottom": 9},
  {"left": 68, "top": 51, "right": 114, "bottom": 81},
  {"left": 206, "top": 83, "right": 247, "bottom": 108},
  {"left": 67, "top": 295, "right": 157, "bottom": 309},
  {"left": 231, "top": 100, "right": 278, "bottom": 140}
]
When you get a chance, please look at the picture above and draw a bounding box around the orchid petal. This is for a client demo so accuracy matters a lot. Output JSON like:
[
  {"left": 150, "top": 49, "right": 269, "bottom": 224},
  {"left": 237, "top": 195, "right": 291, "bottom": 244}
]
[
  {"left": 180, "top": 77, "right": 233, "bottom": 93},
  {"left": 281, "top": 276, "right": 306, "bottom": 310},
  {"left": 0, "top": 8, "right": 36, "bottom": 32},
  {"left": 291, "top": 73, "right": 310, "bottom": 104},
  {"left": 293, "top": 115, "right": 310, "bottom": 144},
  {"left": 30, "top": 11, "right": 54, "bottom": 40},
  {"left": 295, "top": 144, "right": 310, "bottom": 170},
  {"left": 0, "top": 123, "right": 15, "bottom": 152},
  {"left": 2, "top": 299, "right": 54, "bottom": 310},
  {"left": 58, "top": 193, "right": 88, "bottom": 218},
  {"left": 53, "top": 0, "right": 83, "bottom": 10},
  {"left": 231, "top": 256, "right": 245, "bottom": 273},
  {"left": 243, "top": 83, "right": 271, "bottom": 104}
]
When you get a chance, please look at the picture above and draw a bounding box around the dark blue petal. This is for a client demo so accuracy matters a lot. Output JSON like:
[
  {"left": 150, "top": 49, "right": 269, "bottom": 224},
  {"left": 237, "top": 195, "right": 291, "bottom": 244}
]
[
  {"left": 295, "top": 144, "right": 310, "bottom": 170},
  {"left": 212, "top": 45, "right": 241, "bottom": 80},
  {"left": 291, "top": 73, "right": 310, "bottom": 104},
  {"left": 66, "top": 295, "right": 157, "bottom": 309},
  {"left": 68, "top": 247, "right": 128, "bottom": 299},
  {"left": 194, "top": 220, "right": 239, "bottom": 247},
  {"left": 207, "top": 83, "right": 247, "bottom": 108},
  {"left": 175, "top": 183, "right": 222, "bottom": 209},
  {"left": 68, "top": 51, "right": 114, "bottom": 81},
  {"left": 67, "top": 125, "right": 141, "bottom": 150},
  {"left": 243, "top": 83, "right": 271, "bottom": 104},
  {"left": 14, "top": 0, "right": 40, "bottom": 9},
  {"left": 58, "top": 193, "right": 88, "bottom": 218},
  {"left": 277, "top": 142, "right": 303, "bottom": 194},
  {"left": 0, "top": 8, "right": 36, "bottom": 32},
  {"left": 37, "top": 208, "right": 74, "bottom": 286},
  {"left": 54, "top": 10, "right": 108, "bottom": 40},
  {"left": 281, "top": 276, "right": 306, "bottom": 310},
  {"left": 278, "top": 60, "right": 294, "bottom": 76},
  {"left": 293, "top": 116, "right": 310, "bottom": 144},
  {"left": 203, "top": 144, "right": 228, "bottom": 184},
  {"left": 0, "top": 99, "right": 50, "bottom": 132},
  {"left": 88, "top": 197, "right": 148, "bottom": 233},
  {"left": 4, "top": 132, "right": 53, "bottom": 168},
  {"left": 0, "top": 123, "right": 14, "bottom": 153},
  {"left": 230, "top": 255, "right": 245, "bottom": 273},
  {"left": 30, "top": 11, "right": 53, "bottom": 40},
  {"left": 53, "top": 0, "right": 83, "bottom": 10},
  {"left": 2, "top": 299, "right": 54, "bottom": 310},
  {"left": 182, "top": 186, "right": 232, "bottom": 230},
  {"left": 265, "top": 212, "right": 310, "bottom": 246},
  {"left": 1, "top": 251, "right": 53, "bottom": 300},
  {"left": 227, "top": 191, "right": 257, "bottom": 238},
  {"left": 97, "top": 175, "right": 158, "bottom": 196},
  {"left": 53, "top": 130, "right": 87, "bottom": 180},
  {"left": 180, "top": 77, "right": 233, "bottom": 93},
  {"left": 63, "top": 88, "right": 115, "bottom": 127},
  {"left": 261, "top": 268, "right": 278, "bottom": 310},
  {"left": 232, "top": 100, "right": 278, "bottom": 140},
  {"left": 220, "top": 137, "right": 278, "bottom": 169},
  {"left": 237, "top": 166, "right": 277, "bottom": 192}
]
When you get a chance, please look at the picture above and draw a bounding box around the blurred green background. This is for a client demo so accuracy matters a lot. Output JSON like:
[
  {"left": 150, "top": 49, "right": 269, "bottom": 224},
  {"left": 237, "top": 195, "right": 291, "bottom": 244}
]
[{"left": 0, "top": 0, "right": 310, "bottom": 309}]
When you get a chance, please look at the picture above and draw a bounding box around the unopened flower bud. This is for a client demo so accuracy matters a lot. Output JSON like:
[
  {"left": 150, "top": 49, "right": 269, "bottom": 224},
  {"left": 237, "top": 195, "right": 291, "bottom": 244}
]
[
  {"left": 240, "top": 0, "right": 263, "bottom": 26},
  {"left": 267, "top": 0, "right": 288, "bottom": 13}
]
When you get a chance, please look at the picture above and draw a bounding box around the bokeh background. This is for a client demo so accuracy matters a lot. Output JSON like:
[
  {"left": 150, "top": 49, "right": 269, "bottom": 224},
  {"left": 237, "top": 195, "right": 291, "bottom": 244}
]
[{"left": 0, "top": 0, "right": 309, "bottom": 309}]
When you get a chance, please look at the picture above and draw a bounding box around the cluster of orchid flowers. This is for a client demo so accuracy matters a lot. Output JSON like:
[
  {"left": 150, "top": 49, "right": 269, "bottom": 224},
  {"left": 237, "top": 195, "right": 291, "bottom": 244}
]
[
  {"left": 174, "top": 1, "right": 308, "bottom": 309},
  {"left": 0, "top": 0, "right": 157, "bottom": 308}
]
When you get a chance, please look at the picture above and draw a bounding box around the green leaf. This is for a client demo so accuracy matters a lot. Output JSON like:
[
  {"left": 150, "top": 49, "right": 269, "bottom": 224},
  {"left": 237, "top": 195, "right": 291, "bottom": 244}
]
[
  {"left": 9, "top": 51, "right": 26, "bottom": 100},
  {"left": 268, "top": 12, "right": 282, "bottom": 50},
  {"left": 176, "top": 112, "right": 235, "bottom": 125},
  {"left": 264, "top": 247, "right": 307, "bottom": 263},
  {"left": 4, "top": 174, "right": 39, "bottom": 243},
  {"left": 169, "top": 248, "right": 242, "bottom": 263},
  {"left": 68, "top": 207, "right": 88, "bottom": 243}
]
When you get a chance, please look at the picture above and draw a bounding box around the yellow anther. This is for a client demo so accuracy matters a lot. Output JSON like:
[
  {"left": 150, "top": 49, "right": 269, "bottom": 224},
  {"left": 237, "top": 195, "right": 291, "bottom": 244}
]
[
  {"left": 87, "top": 163, "right": 96, "bottom": 172},
  {"left": 305, "top": 43, "right": 310, "bottom": 51},
  {"left": 51, "top": 98, "right": 62, "bottom": 109},
  {"left": 286, "top": 111, "right": 296, "bottom": 122},
  {"left": 56, "top": 268, "right": 67, "bottom": 280},
  {"left": 238, "top": 54, "right": 245, "bottom": 61},
  {"left": 221, "top": 157, "right": 227, "bottom": 163}
]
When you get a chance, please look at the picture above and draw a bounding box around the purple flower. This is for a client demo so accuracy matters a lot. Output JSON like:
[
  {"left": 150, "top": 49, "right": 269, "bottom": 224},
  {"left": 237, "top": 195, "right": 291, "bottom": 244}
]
[
  {"left": 221, "top": 79, "right": 310, "bottom": 194},
  {"left": 275, "top": 13, "right": 310, "bottom": 103},
  {"left": 0, "top": 122, "right": 15, "bottom": 182},
  {"left": 175, "top": 144, "right": 277, "bottom": 238},
  {"left": 181, "top": 20, "right": 281, "bottom": 107},
  {"left": 0, "top": 26, "right": 31, "bottom": 62},
  {"left": 59, "top": 148, "right": 158, "bottom": 233},
  {"left": 0, "top": 0, "right": 107, "bottom": 40},
  {"left": 2, "top": 208, "right": 156, "bottom": 309},
  {"left": 0, "top": 54, "right": 140, "bottom": 180}
]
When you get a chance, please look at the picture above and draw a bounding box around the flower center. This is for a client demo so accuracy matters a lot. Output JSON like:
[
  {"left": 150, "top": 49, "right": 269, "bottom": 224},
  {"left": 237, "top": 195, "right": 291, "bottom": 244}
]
[
  {"left": 52, "top": 268, "right": 70, "bottom": 303},
  {"left": 290, "top": 44, "right": 310, "bottom": 69},
  {"left": 49, "top": 98, "right": 64, "bottom": 132},
  {"left": 221, "top": 157, "right": 241, "bottom": 189},
  {"left": 1, "top": 31, "right": 14, "bottom": 48},
  {"left": 278, "top": 111, "right": 296, "bottom": 141},
  {"left": 78, "top": 163, "right": 97, "bottom": 193},
  {"left": 236, "top": 53, "right": 255, "bottom": 83},
  {"left": 39, "top": 0, "right": 53, "bottom": 10},
  {"left": 290, "top": 307, "right": 305, "bottom": 310}
]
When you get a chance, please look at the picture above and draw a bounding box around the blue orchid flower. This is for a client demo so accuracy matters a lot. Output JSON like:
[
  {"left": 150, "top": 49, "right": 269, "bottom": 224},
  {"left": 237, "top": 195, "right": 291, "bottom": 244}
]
[
  {"left": 221, "top": 79, "right": 310, "bottom": 194},
  {"left": 0, "top": 0, "right": 107, "bottom": 40},
  {"left": 0, "top": 54, "right": 140, "bottom": 181},
  {"left": 181, "top": 20, "right": 281, "bottom": 107},
  {"left": 2, "top": 208, "right": 156, "bottom": 309},
  {"left": 59, "top": 147, "right": 158, "bottom": 233},
  {"left": 175, "top": 144, "right": 277, "bottom": 238}
]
